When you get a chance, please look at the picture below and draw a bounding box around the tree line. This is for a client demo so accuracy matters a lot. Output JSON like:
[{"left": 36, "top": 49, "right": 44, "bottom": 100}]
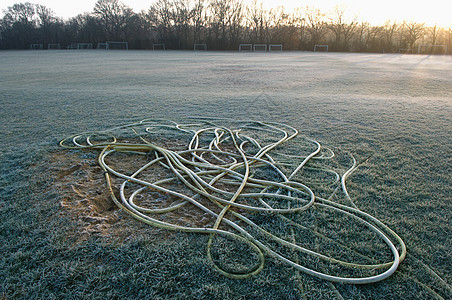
[{"left": 1, "top": 0, "right": 451, "bottom": 54}]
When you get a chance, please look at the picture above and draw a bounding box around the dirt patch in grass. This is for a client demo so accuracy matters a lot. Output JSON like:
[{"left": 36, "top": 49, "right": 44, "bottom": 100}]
[
  {"left": 49, "top": 143, "right": 236, "bottom": 246},
  {"left": 51, "top": 150, "right": 137, "bottom": 244}
]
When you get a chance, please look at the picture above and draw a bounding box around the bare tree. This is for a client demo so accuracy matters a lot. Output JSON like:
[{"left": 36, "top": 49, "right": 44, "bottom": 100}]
[
  {"left": 246, "top": 0, "right": 269, "bottom": 43},
  {"left": 430, "top": 24, "right": 439, "bottom": 45},
  {"left": 209, "top": 0, "right": 244, "bottom": 49},
  {"left": 304, "top": 6, "right": 328, "bottom": 48},
  {"left": 2, "top": 2, "right": 37, "bottom": 27},
  {"left": 94, "top": 0, "right": 134, "bottom": 40},
  {"left": 328, "top": 5, "right": 358, "bottom": 51},
  {"left": 147, "top": 0, "right": 173, "bottom": 44},
  {"left": 191, "top": 0, "right": 207, "bottom": 44},
  {"left": 402, "top": 21, "right": 425, "bottom": 50},
  {"left": 380, "top": 21, "right": 398, "bottom": 52},
  {"left": 1, "top": 2, "right": 40, "bottom": 48}
]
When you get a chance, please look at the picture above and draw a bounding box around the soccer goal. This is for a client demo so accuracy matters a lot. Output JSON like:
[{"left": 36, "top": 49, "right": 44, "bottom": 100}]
[
  {"left": 106, "top": 41, "right": 128, "bottom": 50},
  {"left": 194, "top": 44, "right": 207, "bottom": 51},
  {"left": 47, "top": 43, "right": 61, "bottom": 50},
  {"left": 417, "top": 44, "right": 448, "bottom": 55},
  {"left": 313, "top": 45, "right": 328, "bottom": 52},
  {"left": 239, "top": 44, "right": 253, "bottom": 52},
  {"left": 269, "top": 44, "right": 283, "bottom": 52},
  {"left": 253, "top": 44, "right": 267, "bottom": 52},
  {"left": 30, "top": 44, "right": 43, "bottom": 50},
  {"left": 153, "top": 44, "right": 165, "bottom": 50}
]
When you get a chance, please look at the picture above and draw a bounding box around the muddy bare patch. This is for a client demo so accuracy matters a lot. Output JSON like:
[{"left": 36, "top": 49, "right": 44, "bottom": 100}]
[{"left": 49, "top": 145, "right": 231, "bottom": 245}]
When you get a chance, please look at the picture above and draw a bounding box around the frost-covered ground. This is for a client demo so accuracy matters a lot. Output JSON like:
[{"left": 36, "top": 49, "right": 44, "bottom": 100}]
[{"left": 0, "top": 50, "right": 451, "bottom": 299}]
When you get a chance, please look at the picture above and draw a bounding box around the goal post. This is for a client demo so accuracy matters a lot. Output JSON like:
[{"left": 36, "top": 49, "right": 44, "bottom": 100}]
[
  {"left": 239, "top": 44, "right": 253, "bottom": 52},
  {"left": 269, "top": 44, "right": 283, "bottom": 52},
  {"left": 417, "top": 44, "right": 448, "bottom": 55},
  {"left": 153, "top": 44, "right": 165, "bottom": 50},
  {"left": 106, "top": 41, "right": 128, "bottom": 50},
  {"left": 313, "top": 44, "right": 328, "bottom": 52},
  {"left": 194, "top": 43, "right": 207, "bottom": 51},
  {"left": 253, "top": 44, "right": 267, "bottom": 52}
]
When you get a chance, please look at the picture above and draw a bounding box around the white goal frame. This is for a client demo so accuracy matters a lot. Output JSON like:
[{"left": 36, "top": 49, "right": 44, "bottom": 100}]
[
  {"left": 269, "top": 44, "right": 283, "bottom": 52},
  {"left": 253, "top": 44, "right": 267, "bottom": 52},
  {"left": 106, "top": 41, "right": 128, "bottom": 50},
  {"left": 314, "top": 44, "right": 328, "bottom": 52},
  {"left": 194, "top": 43, "right": 207, "bottom": 51},
  {"left": 47, "top": 43, "right": 60, "bottom": 50},
  {"left": 30, "top": 44, "right": 43, "bottom": 50},
  {"left": 239, "top": 44, "right": 253, "bottom": 52},
  {"left": 417, "top": 44, "right": 448, "bottom": 55},
  {"left": 153, "top": 44, "right": 165, "bottom": 50}
]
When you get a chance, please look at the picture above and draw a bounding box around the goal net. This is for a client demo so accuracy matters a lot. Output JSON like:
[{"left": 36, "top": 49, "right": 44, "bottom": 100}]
[
  {"left": 417, "top": 44, "right": 448, "bottom": 55},
  {"left": 314, "top": 45, "right": 328, "bottom": 52},
  {"left": 239, "top": 44, "right": 253, "bottom": 52},
  {"left": 269, "top": 44, "right": 283, "bottom": 52},
  {"left": 30, "top": 44, "right": 43, "bottom": 50},
  {"left": 153, "top": 44, "right": 165, "bottom": 50},
  {"left": 47, "top": 43, "right": 61, "bottom": 50},
  {"left": 106, "top": 41, "right": 128, "bottom": 50},
  {"left": 194, "top": 44, "right": 207, "bottom": 51},
  {"left": 253, "top": 44, "right": 267, "bottom": 52}
]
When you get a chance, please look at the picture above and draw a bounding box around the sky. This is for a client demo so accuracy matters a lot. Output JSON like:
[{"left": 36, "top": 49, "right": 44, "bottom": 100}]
[{"left": 1, "top": 0, "right": 450, "bottom": 27}]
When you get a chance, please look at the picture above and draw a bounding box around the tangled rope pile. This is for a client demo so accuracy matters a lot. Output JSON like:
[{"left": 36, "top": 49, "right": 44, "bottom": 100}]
[{"left": 60, "top": 118, "right": 406, "bottom": 284}]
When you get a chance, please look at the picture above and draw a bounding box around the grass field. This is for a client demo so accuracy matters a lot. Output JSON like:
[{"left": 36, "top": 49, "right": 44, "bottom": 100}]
[{"left": 0, "top": 50, "right": 451, "bottom": 299}]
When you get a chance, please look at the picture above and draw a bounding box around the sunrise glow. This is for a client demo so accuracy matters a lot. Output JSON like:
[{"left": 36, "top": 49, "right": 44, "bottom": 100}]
[{"left": 0, "top": 0, "right": 450, "bottom": 28}]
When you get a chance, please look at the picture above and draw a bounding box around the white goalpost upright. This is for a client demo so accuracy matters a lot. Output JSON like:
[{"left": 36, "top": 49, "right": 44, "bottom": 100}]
[
  {"left": 194, "top": 43, "right": 207, "bottom": 51},
  {"left": 239, "top": 44, "right": 253, "bottom": 52},
  {"left": 106, "top": 41, "right": 128, "bottom": 50},
  {"left": 269, "top": 44, "right": 283, "bottom": 52},
  {"left": 417, "top": 44, "right": 448, "bottom": 55},
  {"left": 314, "top": 44, "right": 328, "bottom": 52}
]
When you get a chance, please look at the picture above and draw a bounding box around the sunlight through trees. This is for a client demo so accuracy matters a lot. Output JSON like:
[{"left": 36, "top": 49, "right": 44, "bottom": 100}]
[{"left": 0, "top": 0, "right": 450, "bottom": 53}]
